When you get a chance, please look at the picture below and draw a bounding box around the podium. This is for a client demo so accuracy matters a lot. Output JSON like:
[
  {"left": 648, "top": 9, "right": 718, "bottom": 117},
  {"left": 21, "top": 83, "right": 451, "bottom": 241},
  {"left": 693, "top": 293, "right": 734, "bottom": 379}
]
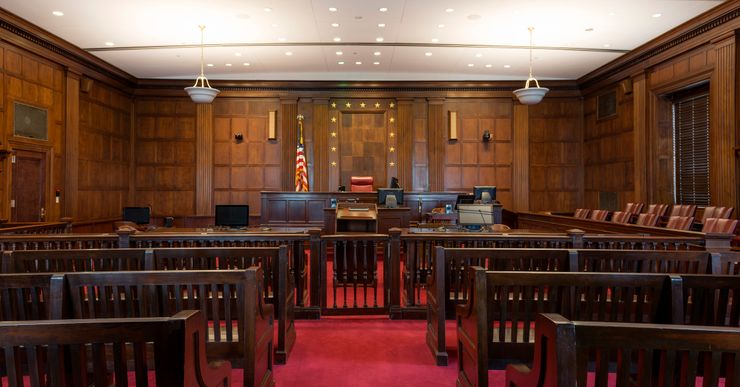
[
  {"left": 333, "top": 203, "right": 377, "bottom": 286},
  {"left": 335, "top": 203, "right": 377, "bottom": 233}
]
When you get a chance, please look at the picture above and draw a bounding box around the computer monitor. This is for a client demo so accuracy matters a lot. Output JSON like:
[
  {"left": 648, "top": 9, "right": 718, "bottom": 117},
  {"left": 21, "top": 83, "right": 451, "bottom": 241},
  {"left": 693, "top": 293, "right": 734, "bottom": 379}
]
[
  {"left": 390, "top": 177, "right": 400, "bottom": 189},
  {"left": 122, "top": 207, "right": 150, "bottom": 225},
  {"left": 457, "top": 204, "right": 494, "bottom": 229},
  {"left": 377, "top": 188, "right": 403, "bottom": 208},
  {"left": 473, "top": 186, "right": 496, "bottom": 204},
  {"left": 215, "top": 205, "right": 249, "bottom": 228},
  {"left": 456, "top": 194, "right": 475, "bottom": 209}
]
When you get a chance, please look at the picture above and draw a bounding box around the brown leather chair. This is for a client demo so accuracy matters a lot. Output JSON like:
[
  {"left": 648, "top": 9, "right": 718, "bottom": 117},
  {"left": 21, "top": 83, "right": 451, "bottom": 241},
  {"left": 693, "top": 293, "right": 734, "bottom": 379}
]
[
  {"left": 574, "top": 208, "right": 590, "bottom": 219},
  {"left": 589, "top": 210, "right": 609, "bottom": 221},
  {"left": 702, "top": 218, "right": 738, "bottom": 234},
  {"left": 646, "top": 204, "right": 669, "bottom": 217},
  {"left": 610, "top": 211, "right": 632, "bottom": 224},
  {"left": 350, "top": 176, "right": 374, "bottom": 192},
  {"left": 635, "top": 213, "right": 660, "bottom": 227},
  {"left": 665, "top": 216, "right": 694, "bottom": 231},
  {"left": 669, "top": 204, "right": 697, "bottom": 217},
  {"left": 701, "top": 206, "right": 735, "bottom": 223},
  {"left": 623, "top": 202, "right": 644, "bottom": 214}
]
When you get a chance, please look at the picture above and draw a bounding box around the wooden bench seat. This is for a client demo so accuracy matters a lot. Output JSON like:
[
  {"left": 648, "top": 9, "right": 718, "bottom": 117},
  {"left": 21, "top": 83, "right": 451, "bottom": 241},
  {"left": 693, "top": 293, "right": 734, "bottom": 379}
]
[
  {"left": 0, "top": 310, "right": 231, "bottom": 387},
  {"left": 506, "top": 313, "right": 740, "bottom": 386},
  {"left": 54, "top": 268, "right": 274, "bottom": 387},
  {"left": 456, "top": 267, "right": 676, "bottom": 387}
]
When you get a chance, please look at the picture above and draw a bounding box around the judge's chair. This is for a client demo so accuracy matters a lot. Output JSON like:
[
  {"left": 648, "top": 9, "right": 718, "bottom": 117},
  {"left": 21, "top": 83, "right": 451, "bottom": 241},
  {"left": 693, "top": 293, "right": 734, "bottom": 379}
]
[{"left": 350, "top": 176, "right": 374, "bottom": 192}]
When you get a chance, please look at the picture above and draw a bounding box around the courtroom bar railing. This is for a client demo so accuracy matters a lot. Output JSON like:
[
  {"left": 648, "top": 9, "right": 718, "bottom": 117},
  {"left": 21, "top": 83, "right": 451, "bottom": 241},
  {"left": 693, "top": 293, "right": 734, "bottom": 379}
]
[{"left": 0, "top": 218, "right": 72, "bottom": 234}]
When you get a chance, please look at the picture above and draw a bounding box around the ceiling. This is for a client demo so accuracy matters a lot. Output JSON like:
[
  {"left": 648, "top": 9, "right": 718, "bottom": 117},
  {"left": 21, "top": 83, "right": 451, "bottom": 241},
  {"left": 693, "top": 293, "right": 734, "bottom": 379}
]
[{"left": 1, "top": 0, "right": 726, "bottom": 81}]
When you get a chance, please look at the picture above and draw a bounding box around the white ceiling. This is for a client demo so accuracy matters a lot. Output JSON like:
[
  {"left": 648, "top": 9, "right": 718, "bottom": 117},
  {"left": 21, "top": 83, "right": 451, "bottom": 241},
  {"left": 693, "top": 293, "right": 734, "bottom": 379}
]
[{"left": 1, "top": 0, "right": 725, "bottom": 81}]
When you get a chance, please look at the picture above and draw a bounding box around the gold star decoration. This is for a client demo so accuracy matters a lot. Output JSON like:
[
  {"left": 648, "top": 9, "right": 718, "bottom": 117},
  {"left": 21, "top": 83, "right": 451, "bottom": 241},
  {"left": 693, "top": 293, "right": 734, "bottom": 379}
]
[
  {"left": 389, "top": 132, "right": 395, "bottom": 138},
  {"left": 330, "top": 161, "right": 337, "bottom": 167},
  {"left": 374, "top": 102, "right": 381, "bottom": 108},
  {"left": 331, "top": 132, "right": 337, "bottom": 137},
  {"left": 331, "top": 102, "right": 337, "bottom": 108},
  {"left": 389, "top": 147, "right": 395, "bottom": 152},
  {"left": 389, "top": 162, "right": 396, "bottom": 167},
  {"left": 331, "top": 146, "right": 337, "bottom": 152},
  {"left": 389, "top": 102, "right": 395, "bottom": 108},
  {"left": 331, "top": 117, "right": 337, "bottom": 123},
  {"left": 360, "top": 102, "right": 366, "bottom": 108},
  {"left": 345, "top": 102, "right": 352, "bottom": 108},
  {"left": 389, "top": 117, "right": 395, "bottom": 123}
]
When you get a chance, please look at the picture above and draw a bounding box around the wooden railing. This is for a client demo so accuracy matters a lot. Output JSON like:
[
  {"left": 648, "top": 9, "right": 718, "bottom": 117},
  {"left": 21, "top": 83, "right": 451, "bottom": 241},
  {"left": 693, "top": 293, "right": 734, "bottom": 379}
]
[{"left": 0, "top": 218, "right": 72, "bottom": 234}]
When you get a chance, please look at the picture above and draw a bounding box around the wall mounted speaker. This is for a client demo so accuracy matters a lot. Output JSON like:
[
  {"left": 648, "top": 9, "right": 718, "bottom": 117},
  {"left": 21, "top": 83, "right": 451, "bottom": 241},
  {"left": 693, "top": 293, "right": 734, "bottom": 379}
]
[
  {"left": 80, "top": 76, "right": 94, "bottom": 94},
  {"left": 268, "top": 111, "right": 277, "bottom": 140},
  {"left": 620, "top": 79, "right": 633, "bottom": 95},
  {"left": 448, "top": 111, "right": 457, "bottom": 140}
]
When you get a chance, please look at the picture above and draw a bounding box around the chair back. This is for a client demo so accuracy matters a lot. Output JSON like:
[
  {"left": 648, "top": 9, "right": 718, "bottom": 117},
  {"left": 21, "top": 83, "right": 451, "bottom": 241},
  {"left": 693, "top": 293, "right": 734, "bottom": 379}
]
[
  {"left": 573, "top": 208, "right": 590, "bottom": 219},
  {"left": 623, "top": 202, "right": 644, "bottom": 214},
  {"left": 701, "top": 206, "right": 735, "bottom": 223},
  {"left": 670, "top": 204, "right": 697, "bottom": 217},
  {"left": 666, "top": 216, "right": 694, "bottom": 231},
  {"left": 635, "top": 213, "right": 660, "bottom": 227},
  {"left": 350, "top": 176, "right": 374, "bottom": 192},
  {"left": 702, "top": 218, "right": 738, "bottom": 234},
  {"left": 610, "top": 211, "right": 632, "bottom": 224},
  {"left": 589, "top": 210, "right": 609, "bottom": 221}
]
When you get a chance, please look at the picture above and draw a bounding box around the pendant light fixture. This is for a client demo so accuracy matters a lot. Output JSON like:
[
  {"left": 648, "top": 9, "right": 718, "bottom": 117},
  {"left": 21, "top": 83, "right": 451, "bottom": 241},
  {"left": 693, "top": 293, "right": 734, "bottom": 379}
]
[
  {"left": 184, "top": 25, "right": 220, "bottom": 104},
  {"left": 513, "top": 27, "right": 548, "bottom": 105}
]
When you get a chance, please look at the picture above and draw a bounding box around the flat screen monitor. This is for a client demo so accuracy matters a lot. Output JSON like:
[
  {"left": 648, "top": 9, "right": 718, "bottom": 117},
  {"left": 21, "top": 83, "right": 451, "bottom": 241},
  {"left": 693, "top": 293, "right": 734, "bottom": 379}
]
[
  {"left": 457, "top": 204, "right": 494, "bottom": 227},
  {"left": 473, "top": 186, "right": 496, "bottom": 204},
  {"left": 123, "top": 207, "right": 150, "bottom": 225},
  {"left": 377, "top": 188, "right": 403, "bottom": 208},
  {"left": 215, "top": 205, "right": 249, "bottom": 228},
  {"left": 456, "top": 194, "right": 475, "bottom": 209}
]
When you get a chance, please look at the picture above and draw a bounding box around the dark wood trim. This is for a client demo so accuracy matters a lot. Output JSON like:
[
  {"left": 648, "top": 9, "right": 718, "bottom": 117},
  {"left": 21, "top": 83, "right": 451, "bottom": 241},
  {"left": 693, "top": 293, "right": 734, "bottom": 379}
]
[
  {"left": 63, "top": 71, "right": 79, "bottom": 219},
  {"left": 280, "top": 100, "right": 298, "bottom": 191},
  {"left": 397, "top": 98, "right": 414, "bottom": 190}
]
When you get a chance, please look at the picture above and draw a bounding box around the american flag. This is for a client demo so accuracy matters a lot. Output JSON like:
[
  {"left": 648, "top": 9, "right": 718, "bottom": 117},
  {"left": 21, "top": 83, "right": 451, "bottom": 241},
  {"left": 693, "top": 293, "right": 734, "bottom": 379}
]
[{"left": 295, "top": 115, "right": 309, "bottom": 192}]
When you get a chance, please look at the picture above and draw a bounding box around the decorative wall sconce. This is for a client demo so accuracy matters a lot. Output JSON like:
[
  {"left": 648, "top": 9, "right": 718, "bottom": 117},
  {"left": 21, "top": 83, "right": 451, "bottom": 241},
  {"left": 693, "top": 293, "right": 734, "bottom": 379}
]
[
  {"left": 234, "top": 133, "right": 244, "bottom": 142},
  {"left": 482, "top": 130, "right": 492, "bottom": 142},
  {"left": 448, "top": 111, "right": 458, "bottom": 141},
  {"left": 268, "top": 111, "right": 277, "bottom": 140}
]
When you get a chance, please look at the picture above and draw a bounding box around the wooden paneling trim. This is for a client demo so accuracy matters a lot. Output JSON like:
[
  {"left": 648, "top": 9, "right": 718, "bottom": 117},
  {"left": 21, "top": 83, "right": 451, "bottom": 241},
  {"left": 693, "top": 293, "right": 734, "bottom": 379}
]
[
  {"left": 396, "top": 98, "right": 413, "bottom": 190},
  {"left": 512, "top": 104, "right": 529, "bottom": 211},
  {"left": 312, "top": 99, "right": 329, "bottom": 191},
  {"left": 195, "top": 104, "right": 213, "bottom": 215},
  {"left": 427, "top": 98, "right": 444, "bottom": 191},
  {"left": 280, "top": 100, "right": 298, "bottom": 191},
  {"left": 710, "top": 35, "right": 737, "bottom": 207},
  {"left": 632, "top": 72, "right": 648, "bottom": 202},
  {"left": 63, "top": 71, "right": 79, "bottom": 218}
]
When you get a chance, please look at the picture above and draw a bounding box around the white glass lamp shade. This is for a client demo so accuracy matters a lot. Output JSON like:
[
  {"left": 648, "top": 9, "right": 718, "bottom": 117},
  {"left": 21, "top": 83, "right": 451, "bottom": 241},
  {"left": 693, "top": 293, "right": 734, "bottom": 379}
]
[
  {"left": 185, "top": 85, "right": 220, "bottom": 104},
  {"left": 513, "top": 77, "right": 549, "bottom": 105}
]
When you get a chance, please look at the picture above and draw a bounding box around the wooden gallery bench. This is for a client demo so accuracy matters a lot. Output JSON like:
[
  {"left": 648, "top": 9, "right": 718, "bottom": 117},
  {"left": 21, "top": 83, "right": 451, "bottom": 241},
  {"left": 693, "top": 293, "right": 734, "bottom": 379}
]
[
  {"left": 53, "top": 268, "right": 274, "bottom": 387},
  {"left": 456, "top": 267, "right": 677, "bottom": 387},
  {"left": 0, "top": 310, "right": 231, "bottom": 387},
  {"left": 506, "top": 313, "right": 740, "bottom": 386},
  {"left": 427, "top": 247, "right": 576, "bottom": 366},
  {"left": 1, "top": 248, "right": 151, "bottom": 272}
]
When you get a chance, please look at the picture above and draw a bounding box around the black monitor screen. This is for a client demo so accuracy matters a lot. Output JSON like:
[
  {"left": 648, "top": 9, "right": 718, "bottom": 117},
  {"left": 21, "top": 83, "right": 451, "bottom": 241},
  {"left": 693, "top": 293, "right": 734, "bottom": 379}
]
[
  {"left": 473, "top": 186, "right": 496, "bottom": 203},
  {"left": 123, "top": 207, "right": 150, "bottom": 225},
  {"left": 378, "top": 188, "right": 404, "bottom": 207},
  {"left": 215, "top": 205, "right": 249, "bottom": 228}
]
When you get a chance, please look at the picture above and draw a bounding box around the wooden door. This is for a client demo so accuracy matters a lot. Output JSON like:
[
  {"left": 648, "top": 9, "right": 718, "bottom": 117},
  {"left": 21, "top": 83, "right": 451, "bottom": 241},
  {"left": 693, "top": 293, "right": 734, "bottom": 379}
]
[
  {"left": 11, "top": 149, "right": 47, "bottom": 222},
  {"left": 339, "top": 112, "right": 387, "bottom": 189}
]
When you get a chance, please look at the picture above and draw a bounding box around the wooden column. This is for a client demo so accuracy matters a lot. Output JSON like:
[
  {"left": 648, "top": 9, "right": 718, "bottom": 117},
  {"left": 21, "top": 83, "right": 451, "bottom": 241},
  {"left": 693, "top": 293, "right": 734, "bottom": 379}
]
[
  {"left": 281, "top": 99, "right": 298, "bottom": 191},
  {"left": 710, "top": 33, "right": 737, "bottom": 208},
  {"left": 195, "top": 103, "right": 213, "bottom": 215},
  {"left": 632, "top": 72, "right": 649, "bottom": 203},
  {"left": 426, "top": 98, "right": 445, "bottom": 191},
  {"left": 312, "top": 99, "right": 329, "bottom": 191},
  {"left": 63, "top": 70, "right": 80, "bottom": 218},
  {"left": 396, "top": 98, "right": 414, "bottom": 190},
  {"left": 512, "top": 103, "right": 530, "bottom": 211}
]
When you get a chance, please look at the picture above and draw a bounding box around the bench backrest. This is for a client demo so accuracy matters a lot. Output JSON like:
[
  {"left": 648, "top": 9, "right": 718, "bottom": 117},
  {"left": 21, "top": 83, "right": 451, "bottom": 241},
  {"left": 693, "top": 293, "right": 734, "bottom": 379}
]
[
  {"left": 0, "top": 273, "right": 55, "bottom": 321},
  {"left": 678, "top": 274, "right": 740, "bottom": 326},
  {"left": 1, "top": 249, "right": 151, "bottom": 273},
  {"left": 577, "top": 249, "right": 714, "bottom": 274},
  {"left": 716, "top": 251, "right": 740, "bottom": 275},
  {"left": 0, "top": 310, "right": 229, "bottom": 387}
]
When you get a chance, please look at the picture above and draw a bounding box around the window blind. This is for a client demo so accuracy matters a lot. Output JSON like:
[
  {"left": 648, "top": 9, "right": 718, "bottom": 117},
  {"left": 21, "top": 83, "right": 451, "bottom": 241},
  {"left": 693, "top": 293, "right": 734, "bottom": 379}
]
[{"left": 673, "top": 92, "right": 709, "bottom": 205}]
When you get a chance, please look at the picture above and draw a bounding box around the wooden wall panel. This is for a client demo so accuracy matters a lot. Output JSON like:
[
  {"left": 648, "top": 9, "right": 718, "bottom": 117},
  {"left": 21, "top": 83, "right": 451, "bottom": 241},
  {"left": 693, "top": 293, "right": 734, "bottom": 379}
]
[
  {"left": 212, "top": 98, "right": 281, "bottom": 219},
  {"left": 312, "top": 99, "right": 329, "bottom": 191},
  {"left": 442, "top": 98, "right": 514, "bottom": 207},
  {"left": 709, "top": 35, "right": 737, "bottom": 209},
  {"left": 133, "top": 99, "right": 196, "bottom": 216},
  {"left": 529, "top": 99, "right": 583, "bottom": 212},
  {"left": 412, "top": 99, "right": 428, "bottom": 191},
  {"left": 77, "top": 80, "right": 132, "bottom": 221}
]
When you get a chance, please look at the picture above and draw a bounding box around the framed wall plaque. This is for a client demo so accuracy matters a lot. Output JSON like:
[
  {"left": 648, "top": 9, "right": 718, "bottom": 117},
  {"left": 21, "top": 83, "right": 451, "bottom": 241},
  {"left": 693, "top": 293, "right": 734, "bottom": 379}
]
[{"left": 14, "top": 102, "right": 48, "bottom": 140}]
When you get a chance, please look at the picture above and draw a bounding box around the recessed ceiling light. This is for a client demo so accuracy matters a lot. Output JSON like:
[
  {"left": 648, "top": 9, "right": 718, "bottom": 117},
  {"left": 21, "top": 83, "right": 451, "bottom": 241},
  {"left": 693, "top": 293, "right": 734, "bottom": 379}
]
[
  {"left": 652, "top": 13, "right": 662, "bottom": 18},
  {"left": 225, "top": 63, "right": 232, "bottom": 67},
  {"left": 425, "top": 52, "right": 433, "bottom": 56},
  {"left": 207, "top": 64, "right": 214, "bottom": 67},
  {"left": 376, "top": 37, "right": 384, "bottom": 42},
  {"left": 285, "top": 52, "right": 293, "bottom": 56},
  {"left": 608, "top": 12, "right": 616, "bottom": 16},
  {"left": 336, "top": 51, "right": 343, "bottom": 55},
  {"left": 243, "top": 62, "right": 251, "bottom": 66},
  {"left": 338, "top": 61, "right": 345, "bottom": 64},
  {"left": 603, "top": 43, "right": 611, "bottom": 48},
  {"left": 585, "top": 27, "right": 594, "bottom": 32},
  {"left": 278, "top": 37, "right": 286, "bottom": 42},
  {"left": 503, "top": 64, "right": 511, "bottom": 68},
  {"left": 475, "top": 53, "right": 483, "bottom": 58},
  {"left": 379, "top": 7, "right": 388, "bottom": 12},
  {"left": 235, "top": 52, "right": 242, "bottom": 56},
  {"left": 263, "top": 7, "right": 272, "bottom": 12},
  {"left": 431, "top": 38, "right": 439, "bottom": 43},
  {"left": 333, "top": 37, "right": 342, "bottom": 42},
  {"left": 374, "top": 51, "right": 381, "bottom": 56},
  {"left": 485, "top": 64, "right": 492, "bottom": 68},
  {"left": 378, "top": 23, "right": 386, "bottom": 28},
  {"left": 329, "top": 7, "right": 338, "bottom": 12},
  {"left": 437, "top": 24, "right": 445, "bottom": 28},
  {"left": 331, "top": 23, "right": 340, "bottom": 27},
  {"left": 104, "top": 42, "right": 115, "bottom": 46},
  {"left": 373, "top": 61, "right": 380, "bottom": 65},
  {"left": 52, "top": 11, "right": 64, "bottom": 16},
  {"left": 467, "top": 63, "right": 474, "bottom": 67},
  {"left": 445, "top": 8, "right": 455, "bottom": 13},
  {"left": 355, "top": 61, "right": 362, "bottom": 65}
]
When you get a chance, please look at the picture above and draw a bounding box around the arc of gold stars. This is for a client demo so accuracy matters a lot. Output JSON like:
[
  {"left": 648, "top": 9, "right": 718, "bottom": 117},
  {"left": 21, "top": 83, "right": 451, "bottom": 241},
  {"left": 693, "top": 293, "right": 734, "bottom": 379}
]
[
  {"left": 331, "top": 132, "right": 337, "bottom": 137},
  {"left": 389, "top": 102, "right": 395, "bottom": 108},
  {"left": 345, "top": 102, "right": 352, "bottom": 108},
  {"left": 331, "top": 146, "right": 337, "bottom": 152},
  {"left": 331, "top": 117, "right": 337, "bottom": 123},
  {"left": 330, "top": 161, "right": 337, "bottom": 167},
  {"left": 389, "top": 147, "right": 395, "bottom": 152},
  {"left": 389, "top": 132, "right": 395, "bottom": 138},
  {"left": 389, "top": 162, "right": 395, "bottom": 167},
  {"left": 389, "top": 117, "right": 395, "bottom": 123},
  {"left": 331, "top": 102, "right": 336, "bottom": 108},
  {"left": 374, "top": 102, "right": 381, "bottom": 108},
  {"left": 360, "top": 102, "right": 366, "bottom": 108}
]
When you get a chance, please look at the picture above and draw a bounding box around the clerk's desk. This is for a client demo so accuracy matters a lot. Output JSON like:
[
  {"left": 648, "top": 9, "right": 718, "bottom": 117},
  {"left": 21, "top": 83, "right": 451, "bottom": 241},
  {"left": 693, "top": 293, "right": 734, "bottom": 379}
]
[{"left": 323, "top": 205, "right": 410, "bottom": 234}]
